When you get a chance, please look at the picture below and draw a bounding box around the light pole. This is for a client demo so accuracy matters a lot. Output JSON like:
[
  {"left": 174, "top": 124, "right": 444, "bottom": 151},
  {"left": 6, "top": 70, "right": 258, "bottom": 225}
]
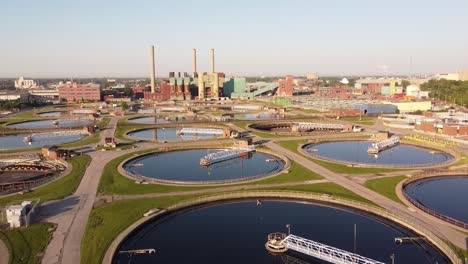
[{"left": 286, "top": 224, "right": 291, "bottom": 235}]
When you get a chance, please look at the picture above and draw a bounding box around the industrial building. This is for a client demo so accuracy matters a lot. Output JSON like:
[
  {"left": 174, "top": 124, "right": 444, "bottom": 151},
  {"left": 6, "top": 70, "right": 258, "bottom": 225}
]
[
  {"left": 434, "top": 70, "right": 468, "bottom": 81},
  {"left": 143, "top": 46, "right": 279, "bottom": 101},
  {"left": 57, "top": 82, "right": 101, "bottom": 102},
  {"left": 354, "top": 104, "right": 398, "bottom": 115},
  {"left": 15, "top": 76, "right": 38, "bottom": 89}
]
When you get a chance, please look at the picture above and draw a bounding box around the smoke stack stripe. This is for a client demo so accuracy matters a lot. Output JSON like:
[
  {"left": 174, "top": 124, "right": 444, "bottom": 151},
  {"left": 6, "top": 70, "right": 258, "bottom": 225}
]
[
  {"left": 192, "top": 48, "right": 197, "bottom": 76},
  {"left": 150, "top": 45, "right": 156, "bottom": 93},
  {"left": 210, "top": 48, "right": 215, "bottom": 73}
]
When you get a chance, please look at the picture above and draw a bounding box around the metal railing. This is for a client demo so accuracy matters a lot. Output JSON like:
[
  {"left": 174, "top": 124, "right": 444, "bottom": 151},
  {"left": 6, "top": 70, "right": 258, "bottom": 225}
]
[{"left": 402, "top": 172, "right": 468, "bottom": 230}]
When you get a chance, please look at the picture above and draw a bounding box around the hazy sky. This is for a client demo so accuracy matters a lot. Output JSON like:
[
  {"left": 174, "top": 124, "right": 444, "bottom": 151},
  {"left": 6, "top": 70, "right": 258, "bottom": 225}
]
[{"left": 1, "top": 0, "right": 467, "bottom": 78}]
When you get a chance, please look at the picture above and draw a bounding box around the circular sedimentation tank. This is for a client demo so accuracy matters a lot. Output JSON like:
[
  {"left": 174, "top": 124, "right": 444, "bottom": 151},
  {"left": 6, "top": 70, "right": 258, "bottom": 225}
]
[
  {"left": 113, "top": 200, "right": 449, "bottom": 263},
  {"left": 302, "top": 140, "right": 453, "bottom": 166},
  {"left": 404, "top": 176, "right": 468, "bottom": 225},
  {"left": 222, "top": 112, "right": 285, "bottom": 120},
  {"left": 37, "top": 111, "right": 64, "bottom": 117},
  {"left": 126, "top": 127, "right": 220, "bottom": 142},
  {"left": 249, "top": 121, "right": 343, "bottom": 134},
  {"left": 123, "top": 149, "right": 284, "bottom": 184},
  {"left": 0, "top": 133, "right": 87, "bottom": 150},
  {"left": 7, "top": 119, "right": 92, "bottom": 129},
  {"left": 127, "top": 117, "right": 171, "bottom": 124}
]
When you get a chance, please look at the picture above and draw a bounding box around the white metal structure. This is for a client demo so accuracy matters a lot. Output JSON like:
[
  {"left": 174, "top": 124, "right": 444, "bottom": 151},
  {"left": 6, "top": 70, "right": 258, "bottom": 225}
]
[
  {"left": 178, "top": 127, "right": 224, "bottom": 136},
  {"left": 200, "top": 145, "right": 255, "bottom": 166},
  {"left": 295, "top": 122, "right": 344, "bottom": 131},
  {"left": 282, "top": 234, "right": 384, "bottom": 264},
  {"left": 367, "top": 136, "right": 400, "bottom": 154},
  {"left": 0, "top": 154, "right": 40, "bottom": 169}
]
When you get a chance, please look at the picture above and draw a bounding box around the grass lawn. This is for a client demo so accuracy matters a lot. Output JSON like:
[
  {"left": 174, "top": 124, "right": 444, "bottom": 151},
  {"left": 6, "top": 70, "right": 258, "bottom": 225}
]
[
  {"left": 250, "top": 130, "right": 300, "bottom": 138},
  {"left": 0, "top": 155, "right": 91, "bottom": 206},
  {"left": 293, "top": 108, "right": 322, "bottom": 114},
  {"left": 59, "top": 118, "right": 110, "bottom": 148},
  {"left": 81, "top": 195, "right": 199, "bottom": 264},
  {"left": 264, "top": 182, "right": 370, "bottom": 204},
  {"left": 276, "top": 140, "right": 403, "bottom": 174},
  {"left": 364, "top": 176, "right": 407, "bottom": 204},
  {"left": 338, "top": 116, "right": 376, "bottom": 125},
  {"left": 114, "top": 125, "right": 139, "bottom": 141},
  {"left": 450, "top": 153, "right": 468, "bottom": 167},
  {"left": 0, "top": 222, "right": 55, "bottom": 264}
]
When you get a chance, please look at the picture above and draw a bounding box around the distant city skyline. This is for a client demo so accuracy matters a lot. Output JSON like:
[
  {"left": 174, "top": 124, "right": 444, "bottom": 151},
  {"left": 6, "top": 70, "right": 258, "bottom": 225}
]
[{"left": 1, "top": 0, "right": 467, "bottom": 78}]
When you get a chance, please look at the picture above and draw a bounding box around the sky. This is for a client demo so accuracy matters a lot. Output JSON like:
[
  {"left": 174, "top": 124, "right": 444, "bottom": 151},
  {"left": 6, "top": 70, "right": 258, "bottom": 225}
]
[{"left": 1, "top": 0, "right": 468, "bottom": 78}]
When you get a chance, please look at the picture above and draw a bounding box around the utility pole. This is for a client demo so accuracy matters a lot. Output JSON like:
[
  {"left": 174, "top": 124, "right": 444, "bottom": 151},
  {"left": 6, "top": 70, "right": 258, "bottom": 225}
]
[{"left": 353, "top": 224, "right": 357, "bottom": 254}]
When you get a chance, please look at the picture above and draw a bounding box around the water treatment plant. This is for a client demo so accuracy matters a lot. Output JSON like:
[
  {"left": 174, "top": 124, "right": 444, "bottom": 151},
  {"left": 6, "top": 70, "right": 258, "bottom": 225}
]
[
  {"left": 2, "top": 6, "right": 468, "bottom": 263},
  {"left": 1, "top": 98, "right": 467, "bottom": 264}
]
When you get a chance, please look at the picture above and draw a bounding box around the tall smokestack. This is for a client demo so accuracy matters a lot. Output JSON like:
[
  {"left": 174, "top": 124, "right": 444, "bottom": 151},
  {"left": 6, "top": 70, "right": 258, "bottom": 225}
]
[
  {"left": 192, "top": 49, "right": 197, "bottom": 76},
  {"left": 150, "top": 45, "right": 156, "bottom": 93},
  {"left": 210, "top": 48, "right": 215, "bottom": 73}
]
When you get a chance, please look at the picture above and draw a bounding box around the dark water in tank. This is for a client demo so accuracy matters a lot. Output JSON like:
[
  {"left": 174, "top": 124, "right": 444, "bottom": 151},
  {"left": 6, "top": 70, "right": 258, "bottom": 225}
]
[
  {"left": 124, "top": 149, "right": 284, "bottom": 182},
  {"left": 404, "top": 176, "right": 468, "bottom": 223},
  {"left": 303, "top": 141, "right": 452, "bottom": 166},
  {"left": 127, "top": 128, "right": 217, "bottom": 141},
  {"left": 113, "top": 201, "right": 448, "bottom": 264},
  {"left": 8, "top": 119, "right": 92, "bottom": 129},
  {"left": 37, "top": 111, "right": 63, "bottom": 117},
  {"left": 0, "top": 133, "right": 87, "bottom": 150},
  {"left": 223, "top": 113, "right": 284, "bottom": 120},
  {"left": 127, "top": 117, "right": 171, "bottom": 124}
]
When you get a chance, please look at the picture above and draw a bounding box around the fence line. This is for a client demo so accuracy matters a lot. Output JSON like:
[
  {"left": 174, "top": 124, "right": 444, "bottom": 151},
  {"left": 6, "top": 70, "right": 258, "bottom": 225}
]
[{"left": 402, "top": 172, "right": 468, "bottom": 230}]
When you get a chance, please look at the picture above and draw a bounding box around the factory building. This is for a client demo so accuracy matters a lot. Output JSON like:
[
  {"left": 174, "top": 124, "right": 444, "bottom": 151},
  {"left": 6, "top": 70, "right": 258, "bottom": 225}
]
[
  {"left": 15, "top": 76, "right": 38, "bottom": 89},
  {"left": 354, "top": 104, "right": 397, "bottom": 115},
  {"left": 143, "top": 46, "right": 276, "bottom": 101},
  {"left": 277, "top": 75, "right": 294, "bottom": 96},
  {"left": 434, "top": 70, "right": 468, "bottom": 81},
  {"left": 57, "top": 82, "right": 101, "bottom": 102}
]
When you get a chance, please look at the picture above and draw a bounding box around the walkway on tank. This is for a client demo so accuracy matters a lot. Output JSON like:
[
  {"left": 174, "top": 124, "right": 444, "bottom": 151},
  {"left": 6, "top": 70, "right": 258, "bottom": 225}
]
[{"left": 265, "top": 233, "right": 384, "bottom": 264}]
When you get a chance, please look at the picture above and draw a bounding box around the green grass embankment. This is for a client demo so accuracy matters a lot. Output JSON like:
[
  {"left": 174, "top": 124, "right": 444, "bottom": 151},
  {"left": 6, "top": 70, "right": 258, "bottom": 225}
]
[
  {"left": 364, "top": 176, "right": 407, "bottom": 204},
  {"left": 0, "top": 223, "right": 55, "bottom": 264}
]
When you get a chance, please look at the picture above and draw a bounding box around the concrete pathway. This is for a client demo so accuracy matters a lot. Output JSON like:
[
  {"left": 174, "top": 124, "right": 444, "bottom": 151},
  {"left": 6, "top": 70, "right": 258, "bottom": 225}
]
[{"left": 0, "top": 237, "right": 8, "bottom": 264}]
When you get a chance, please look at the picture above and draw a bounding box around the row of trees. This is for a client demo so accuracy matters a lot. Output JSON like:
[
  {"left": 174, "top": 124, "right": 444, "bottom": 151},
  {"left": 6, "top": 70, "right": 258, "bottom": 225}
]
[
  {"left": 420, "top": 79, "right": 468, "bottom": 107},
  {"left": 0, "top": 97, "right": 45, "bottom": 110}
]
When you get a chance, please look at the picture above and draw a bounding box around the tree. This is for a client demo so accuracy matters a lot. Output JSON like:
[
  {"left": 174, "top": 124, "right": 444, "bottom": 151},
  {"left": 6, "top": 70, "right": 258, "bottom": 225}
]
[
  {"left": 120, "top": 101, "right": 129, "bottom": 111},
  {"left": 401, "top": 80, "right": 410, "bottom": 89}
]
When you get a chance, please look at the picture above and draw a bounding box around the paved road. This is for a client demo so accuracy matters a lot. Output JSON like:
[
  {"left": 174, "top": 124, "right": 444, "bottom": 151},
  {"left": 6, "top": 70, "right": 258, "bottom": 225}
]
[{"left": 0, "top": 237, "right": 8, "bottom": 264}]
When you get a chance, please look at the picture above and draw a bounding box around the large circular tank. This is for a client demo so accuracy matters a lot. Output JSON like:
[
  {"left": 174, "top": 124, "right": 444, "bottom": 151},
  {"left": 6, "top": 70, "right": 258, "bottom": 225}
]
[
  {"left": 0, "top": 133, "right": 87, "bottom": 150},
  {"left": 123, "top": 149, "right": 284, "bottom": 184},
  {"left": 302, "top": 141, "right": 452, "bottom": 166},
  {"left": 8, "top": 119, "right": 92, "bottom": 129},
  {"left": 113, "top": 200, "right": 448, "bottom": 263},
  {"left": 404, "top": 176, "right": 468, "bottom": 224},
  {"left": 126, "top": 127, "right": 220, "bottom": 142}
]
